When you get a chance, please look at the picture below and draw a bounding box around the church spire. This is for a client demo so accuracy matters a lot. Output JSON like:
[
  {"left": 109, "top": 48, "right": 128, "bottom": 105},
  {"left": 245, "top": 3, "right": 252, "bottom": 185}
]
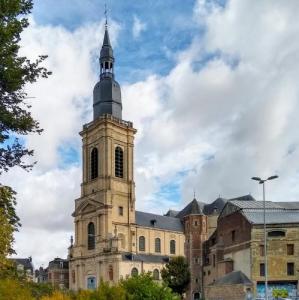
[{"left": 93, "top": 13, "right": 122, "bottom": 120}]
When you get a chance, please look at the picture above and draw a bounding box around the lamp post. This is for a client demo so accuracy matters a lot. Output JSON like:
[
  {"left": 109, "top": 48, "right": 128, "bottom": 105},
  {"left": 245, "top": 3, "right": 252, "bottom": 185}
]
[{"left": 251, "top": 175, "right": 278, "bottom": 300}]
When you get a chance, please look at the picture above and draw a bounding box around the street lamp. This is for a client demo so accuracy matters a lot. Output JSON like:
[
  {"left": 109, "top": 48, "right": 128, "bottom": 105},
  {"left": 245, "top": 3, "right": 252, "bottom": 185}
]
[{"left": 251, "top": 175, "right": 278, "bottom": 300}]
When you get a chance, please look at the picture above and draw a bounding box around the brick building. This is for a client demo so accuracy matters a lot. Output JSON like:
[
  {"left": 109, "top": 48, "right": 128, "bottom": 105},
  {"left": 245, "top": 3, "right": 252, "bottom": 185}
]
[
  {"left": 203, "top": 197, "right": 299, "bottom": 299},
  {"left": 48, "top": 258, "right": 69, "bottom": 289}
]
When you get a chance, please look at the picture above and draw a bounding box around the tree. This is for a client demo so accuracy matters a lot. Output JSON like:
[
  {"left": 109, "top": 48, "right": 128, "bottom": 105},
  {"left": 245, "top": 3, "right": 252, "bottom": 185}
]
[
  {"left": 0, "top": 186, "right": 20, "bottom": 276},
  {"left": 0, "top": 0, "right": 50, "bottom": 276},
  {"left": 0, "top": 0, "right": 51, "bottom": 173},
  {"left": 161, "top": 256, "right": 190, "bottom": 297},
  {"left": 121, "top": 272, "right": 179, "bottom": 300}
]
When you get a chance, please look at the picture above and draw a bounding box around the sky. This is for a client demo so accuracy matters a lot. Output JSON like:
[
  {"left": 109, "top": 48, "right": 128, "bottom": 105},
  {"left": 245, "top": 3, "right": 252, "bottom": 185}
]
[{"left": 2, "top": 0, "right": 299, "bottom": 268}]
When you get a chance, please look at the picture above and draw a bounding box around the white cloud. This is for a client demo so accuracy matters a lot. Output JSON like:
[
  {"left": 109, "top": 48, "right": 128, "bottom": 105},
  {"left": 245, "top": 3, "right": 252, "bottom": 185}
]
[
  {"left": 132, "top": 15, "right": 147, "bottom": 39},
  {"left": 3, "top": 17, "right": 121, "bottom": 267},
  {"left": 4, "top": 0, "right": 299, "bottom": 267}
]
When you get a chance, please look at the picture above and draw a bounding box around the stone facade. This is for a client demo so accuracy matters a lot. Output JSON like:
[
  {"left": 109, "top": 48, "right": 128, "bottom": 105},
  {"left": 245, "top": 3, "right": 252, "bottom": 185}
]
[{"left": 203, "top": 200, "right": 299, "bottom": 299}]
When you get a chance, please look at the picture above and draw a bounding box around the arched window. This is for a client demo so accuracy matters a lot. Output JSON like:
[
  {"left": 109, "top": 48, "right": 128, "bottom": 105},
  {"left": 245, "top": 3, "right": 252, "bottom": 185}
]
[
  {"left": 131, "top": 267, "right": 138, "bottom": 277},
  {"left": 91, "top": 148, "right": 98, "bottom": 179},
  {"left": 115, "top": 146, "right": 123, "bottom": 178},
  {"left": 170, "top": 240, "right": 176, "bottom": 254},
  {"left": 153, "top": 269, "right": 159, "bottom": 280},
  {"left": 108, "top": 265, "right": 113, "bottom": 281},
  {"left": 88, "top": 222, "right": 95, "bottom": 250},
  {"left": 139, "top": 236, "right": 145, "bottom": 251},
  {"left": 155, "top": 238, "right": 161, "bottom": 253}
]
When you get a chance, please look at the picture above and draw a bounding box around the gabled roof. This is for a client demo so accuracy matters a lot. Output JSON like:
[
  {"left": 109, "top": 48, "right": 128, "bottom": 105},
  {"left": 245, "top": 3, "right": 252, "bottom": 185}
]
[
  {"left": 220, "top": 200, "right": 299, "bottom": 225},
  {"left": 135, "top": 211, "right": 183, "bottom": 232},
  {"left": 10, "top": 258, "right": 33, "bottom": 272},
  {"left": 211, "top": 271, "right": 252, "bottom": 286},
  {"left": 203, "top": 197, "right": 227, "bottom": 215},
  {"left": 176, "top": 198, "right": 204, "bottom": 219}
]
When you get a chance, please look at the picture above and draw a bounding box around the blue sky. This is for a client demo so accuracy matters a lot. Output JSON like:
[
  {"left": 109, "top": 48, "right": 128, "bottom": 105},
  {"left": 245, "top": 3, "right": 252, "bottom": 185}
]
[
  {"left": 33, "top": 0, "right": 200, "bottom": 82},
  {"left": 4, "top": 0, "right": 299, "bottom": 266}
]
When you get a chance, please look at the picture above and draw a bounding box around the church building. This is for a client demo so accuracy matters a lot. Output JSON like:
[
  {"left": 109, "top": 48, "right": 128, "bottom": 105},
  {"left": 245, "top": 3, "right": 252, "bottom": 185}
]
[{"left": 68, "top": 24, "right": 228, "bottom": 300}]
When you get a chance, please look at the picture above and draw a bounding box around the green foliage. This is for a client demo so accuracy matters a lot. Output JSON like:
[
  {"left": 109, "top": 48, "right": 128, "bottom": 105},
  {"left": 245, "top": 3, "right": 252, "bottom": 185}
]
[
  {"left": 272, "top": 288, "right": 288, "bottom": 298},
  {"left": 0, "top": 274, "right": 180, "bottom": 300},
  {"left": 0, "top": 185, "right": 20, "bottom": 276},
  {"left": 0, "top": 278, "right": 33, "bottom": 300},
  {"left": 0, "top": 0, "right": 51, "bottom": 173},
  {"left": 161, "top": 256, "right": 190, "bottom": 296}
]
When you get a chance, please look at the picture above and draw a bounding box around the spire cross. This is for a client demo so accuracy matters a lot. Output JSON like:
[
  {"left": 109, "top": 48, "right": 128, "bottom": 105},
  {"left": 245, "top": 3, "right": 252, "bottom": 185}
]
[
  {"left": 104, "top": 3, "right": 108, "bottom": 26},
  {"left": 193, "top": 188, "right": 196, "bottom": 199}
]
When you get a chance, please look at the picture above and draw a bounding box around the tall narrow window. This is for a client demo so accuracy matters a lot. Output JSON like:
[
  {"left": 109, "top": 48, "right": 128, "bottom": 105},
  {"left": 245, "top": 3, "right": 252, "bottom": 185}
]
[
  {"left": 88, "top": 222, "right": 95, "bottom": 250},
  {"left": 91, "top": 148, "right": 98, "bottom": 179},
  {"left": 287, "top": 244, "right": 294, "bottom": 255},
  {"left": 153, "top": 269, "right": 159, "bottom": 280},
  {"left": 287, "top": 262, "right": 294, "bottom": 275},
  {"left": 155, "top": 238, "right": 161, "bottom": 253},
  {"left": 170, "top": 240, "right": 176, "bottom": 254},
  {"left": 139, "top": 236, "right": 145, "bottom": 251},
  {"left": 115, "top": 146, "right": 123, "bottom": 178},
  {"left": 108, "top": 265, "right": 113, "bottom": 280},
  {"left": 260, "top": 263, "right": 265, "bottom": 276}
]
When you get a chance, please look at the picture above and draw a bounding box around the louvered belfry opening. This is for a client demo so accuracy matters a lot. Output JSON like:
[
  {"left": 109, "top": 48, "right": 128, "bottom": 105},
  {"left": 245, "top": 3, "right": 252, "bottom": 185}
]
[
  {"left": 91, "top": 148, "right": 98, "bottom": 179},
  {"left": 115, "top": 146, "right": 123, "bottom": 178}
]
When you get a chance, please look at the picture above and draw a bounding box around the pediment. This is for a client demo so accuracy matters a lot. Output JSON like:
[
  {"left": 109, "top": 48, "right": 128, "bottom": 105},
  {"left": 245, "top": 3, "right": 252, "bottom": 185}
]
[{"left": 72, "top": 197, "right": 105, "bottom": 217}]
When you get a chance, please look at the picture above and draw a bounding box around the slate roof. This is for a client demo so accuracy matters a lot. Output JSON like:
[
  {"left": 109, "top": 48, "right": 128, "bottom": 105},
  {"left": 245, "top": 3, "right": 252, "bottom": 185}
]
[
  {"left": 10, "top": 258, "right": 34, "bottom": 272},
  {"left": 222, "top": 200, "right": 299, "bottom": 225},
  {"left": 176, "top": 199, "right": 204, "bottom": 219},
  {"left": 229, "top": 194, "right": 255, "bottom": 202},
  {"left": 243, "top": 209, "right": 299, "bottom": 225},
  {"left": 229, "top": 200, "right": 282, "bottom": 209},
  {"left": 164, "top": 209, "right": 179, "bottom": 217},
  {"left": 211, "top": 271, "right": 252, "bottom": 286},
  {"left": 203, "top": 197, "right": 227, "bottom": 215},
  {"left": 135, "top": 211, "right": 183, "bottom": 232},
  {"left": 122, "top": 253, "right": 170, "bottom": 263}
]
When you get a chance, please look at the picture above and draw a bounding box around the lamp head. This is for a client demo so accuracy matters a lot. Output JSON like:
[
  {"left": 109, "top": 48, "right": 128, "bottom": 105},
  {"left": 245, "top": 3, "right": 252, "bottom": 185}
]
[{"left": 267, "top": 175, "right": 278, "bottom": 181}]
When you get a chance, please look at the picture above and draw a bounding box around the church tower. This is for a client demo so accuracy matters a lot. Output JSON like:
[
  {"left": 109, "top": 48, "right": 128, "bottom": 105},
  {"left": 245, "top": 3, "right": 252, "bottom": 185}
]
[{"left": 69, "top": 24, "right": 137, "bottom": 290}]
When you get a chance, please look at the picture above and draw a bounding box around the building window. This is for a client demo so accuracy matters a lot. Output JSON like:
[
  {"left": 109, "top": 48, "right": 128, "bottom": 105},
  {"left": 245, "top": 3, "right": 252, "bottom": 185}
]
[
  {"left": 115, "top": 146, "right": 123, "bottom": 178},
  {"left": 108, "top": 265, "right": 113, "bottom": 280},
  {"left": 49, "top": 273, "right": 52, "bottom": 280},
  {"left": 87, "top": 276, "right": 96, "bottom": 289},
  {"left": 268, "top": 230, "right": 285, "bottom": 238},
  {"left": 155, "top": 238, "right": 161, "bottom": 253},
  {"left": 287, "top": 262, "right": 294, "bottom": 275},
  {"left": 88, "top": 222, "right": 95, "bottom": 250},
  {"left": 72, "top": 270, "right": 75, "bottom": 284},
  {"left": 91, "top": 148, "right": 98, "bottom": 179},
  {"left": 213, "top": 254, "right": 216, "bottom": 267},
  {"left": 139, "top": 236, "right": 145, "bottom": 251},
  {"left": 118, "top": 206, "right": 123, "bottom": 216},
  {"left": 153, "top": 269, "right": 159, "bottom": 280},
  {"left": 231, "top": 230, "right": 236, "bottom": 242},
  {"left": 260, "top": 263, "right": 265, "bottom": 276},
  {"left": 194, "top": 257, "right": 200, "bottom": 264},
  {"left": 259, "top": 245, "right": 264, "bottom": 256},
  {"left": 287, "top": 244, "right": 294, "bottom": 255},
  {"left": 194, "top": 221, "right": 198, "bottom": 226},
  {"left": 170, "top": 240, "right": 176, "bottom": 254},
  {"left": 131, "top": 268, "right": 138, "bottom": 277},
  {"left": 195, "top": 278, "right": 199, "bottom": 283}
]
